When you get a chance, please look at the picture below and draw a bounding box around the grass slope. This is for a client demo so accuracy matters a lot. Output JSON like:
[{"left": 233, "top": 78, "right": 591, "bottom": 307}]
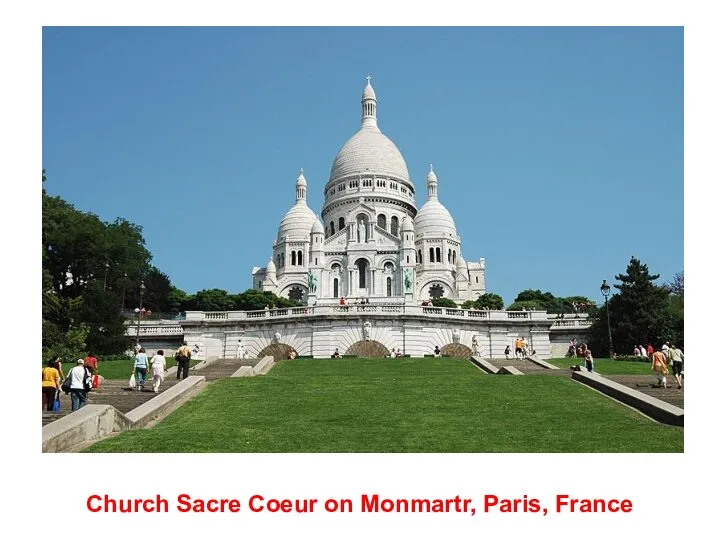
[{"left": 86, "top": 358, "right": 683, "bottom": 453}]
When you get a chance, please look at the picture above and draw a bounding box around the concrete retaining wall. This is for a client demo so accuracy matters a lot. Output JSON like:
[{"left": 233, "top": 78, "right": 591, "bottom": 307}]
[
  {"left": 571, "top": 370, "right": 684, "bottom": 426},
  {"left": 469, "top": 356, "right": 499, "bottom": 374},
  {"left": 42, "top": 405, "right": 133, "bottom": 453},
  {"left": 43, "top": 376, "right": 206, "bottom": 452},
  {"left": 125, "top": 376, "right": 205, "bottom": 428}
]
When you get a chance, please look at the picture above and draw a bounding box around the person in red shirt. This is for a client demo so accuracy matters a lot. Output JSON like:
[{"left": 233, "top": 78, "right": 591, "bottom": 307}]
[
  {"left": 84, "top": 353, "right": 98, "bottom": 375},
  {"left": 647, "top": 344, "right": 654, "bottom": 357}
]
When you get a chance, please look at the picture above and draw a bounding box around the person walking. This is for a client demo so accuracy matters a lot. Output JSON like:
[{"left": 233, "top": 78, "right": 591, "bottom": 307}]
[
  {"left": 83, "top": 352, "right": 98, "bottom": 375},
  {"left": 514, "top": 337, "right": 523, "bottom": 359},
  {"left": 584, "top": 347, "right": 594, "bottom": 373},
  {"left": 150, "top": 350, "right": 167, "bottom": 393},
  {"left": 51, "top": 355, "right": 66, "bottom": 383},
  {"left": 134, "top": 347, "right": 149, "bottom": 390},
  {"left": 42, "top": 358, "right": 61, "bottom": 411},
  {"left": 651, "top": 349, "right": 669, "bottom": 388},
  {"left": 175, "top": 341, "right": 193, "bottom": 380},
  {"left": 668, "top": 344, "right": 684, "bottom": 389},
  {"left": 504, "top": 345, "right": 511, "bottom": 360},
  {"left": 68, "top": 359, "right": 92, "bottom": 411}
]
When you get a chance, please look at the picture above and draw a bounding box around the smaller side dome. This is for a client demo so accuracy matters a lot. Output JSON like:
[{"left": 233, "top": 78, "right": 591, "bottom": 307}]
[
  {"left": 311, "top": 219, "right": 324, "bottom": 234},
  {"left": 266, "top": 259, "right": 277, "bottom": 273},
  {"left": 457, "top": 255, "right": 467, "bottom": 268},
  {"left": 401, "top": 216, "right": 415, "bottom": 232},
  {"left": 296, "top": 168, "right": 307, "bottom": 187}
]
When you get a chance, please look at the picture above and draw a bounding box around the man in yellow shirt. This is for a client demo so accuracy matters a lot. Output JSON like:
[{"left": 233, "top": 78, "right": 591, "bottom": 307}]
[
  {"left": 175, "top": 341, "right": 193, "bottom": 380},
  {"left": 514, "top": 338, "right": 523, "bottom": 359},
  {"left": 42, "top": 359, "right": 61, "bottom": 411}
]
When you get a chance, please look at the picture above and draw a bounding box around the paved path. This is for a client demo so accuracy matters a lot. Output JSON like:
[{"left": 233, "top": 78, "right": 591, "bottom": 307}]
[{"left": 42, "top": 358, "right": 259, "bottom": 426}]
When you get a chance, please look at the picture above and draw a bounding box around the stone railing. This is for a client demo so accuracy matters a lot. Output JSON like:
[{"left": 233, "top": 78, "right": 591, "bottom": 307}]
[
  {"left": 126, "top": 325, "right": 184, "bottom": 337},
  {"left": 547, "top": 313, "right": 592, "bottom": 329},
  {"left": 185, "top": 306, "right": 551, "bottom": 323}
]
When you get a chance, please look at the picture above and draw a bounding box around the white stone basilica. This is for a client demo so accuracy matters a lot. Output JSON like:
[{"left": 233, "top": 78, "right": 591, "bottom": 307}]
[{"left": 252, "top": 78, "right": 486, "bottom": 304}]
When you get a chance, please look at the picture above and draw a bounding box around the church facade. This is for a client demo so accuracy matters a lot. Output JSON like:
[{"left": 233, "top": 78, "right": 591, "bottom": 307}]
[{"left": 252, "top": 79, "right": 486, "bottom": 304}]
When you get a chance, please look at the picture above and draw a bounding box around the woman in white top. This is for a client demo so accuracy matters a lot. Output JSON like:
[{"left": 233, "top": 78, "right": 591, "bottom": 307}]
[{"left": 151, "top": 350, "right": 167, "bottom": 393}]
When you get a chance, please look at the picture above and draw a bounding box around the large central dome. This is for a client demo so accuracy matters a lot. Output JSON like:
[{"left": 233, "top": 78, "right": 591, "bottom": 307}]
[
  {"left": 327, "top": 79, "right": 412, "bottom": 187},
  {"left": 329, "top": 123, "right": 410, "bottom": 184}
]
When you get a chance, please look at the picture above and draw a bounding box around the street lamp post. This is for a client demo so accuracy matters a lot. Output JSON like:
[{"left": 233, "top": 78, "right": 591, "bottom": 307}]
[
  {"left": 103, "top": 261, "right": 110, "bottom": 291},
  {"left": 135, "top": 280, "right": 146, "bottom": 349},
  {"left": 600, "top": 279, "right": 614, "bottom": 358},
  {"left": 120, "top": 273, "right": 128, "bottom": 312}
]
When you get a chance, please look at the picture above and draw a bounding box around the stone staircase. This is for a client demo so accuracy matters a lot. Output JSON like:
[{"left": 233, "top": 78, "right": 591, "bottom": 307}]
[
  {"left": 490, "top": 357, "right": 566, "bottom": 376},
  {"left": 603, "top": 374, "right": 684, "bottom": 409},
  {"left": 42, "top": 379, "right": 182, "bottom": 426},
  {"left": 188, "top": 357, "right": 259, "bottom": 382}
]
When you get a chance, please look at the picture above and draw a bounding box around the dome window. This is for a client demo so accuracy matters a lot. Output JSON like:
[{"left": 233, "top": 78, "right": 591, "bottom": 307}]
[
  {"left": 390, "top": 216, "right": 399, "bottom": 236},
  {"left": 378, "top": 214, "right": 387, "bottom": 230},
  {"left": 339, "top": 217, "right": 345, "bottom": 230}
]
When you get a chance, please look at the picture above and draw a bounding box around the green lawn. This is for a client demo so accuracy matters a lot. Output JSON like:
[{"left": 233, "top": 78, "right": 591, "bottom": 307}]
[
  {"left": 86, "top": 358, "right": 683, "bottom": 453},
  {"left": 548, "top": 357, "right": 654, "bottom": 375}
]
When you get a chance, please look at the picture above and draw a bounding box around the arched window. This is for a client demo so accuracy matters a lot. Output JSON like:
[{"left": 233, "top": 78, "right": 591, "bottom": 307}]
[
  {"left": 331, "top": 262, "right": 341, "bottom": 273},
  {"left": 291, "top": 251, "right": 297, "bottom": 266},
  {"left": 417, "top": 249, "right": 422, "bottom": 264},
  {"left": 476, "top": 276, "right": 479, "bottom": 284},
  {"left": 448, "top": 248, "right": 452, "bottom": 262},
  {"left": 330, "top": 221, "right": 335, "bottom": 235},
  {"left": 387, "top": 276, "right": 392, "bottom": 297},
  {"left": 297, "top": 251, "right": 303, "bottom": 266},
  {"left": 429, "top": 248, "right": 435, "bottom": 263},
  {"left": 378, "top": 214, "right": 387, "bottom": 230},
  {"left": 289, "top": 287, "right": 304, "bottom": 302},
  {"left": 390, "top": 216, "right": 399, "bottom": 236},
  {"left": 339, "top": 217, "right": 345, "bottom": 230},
  {"left": 429, "top": 283, "right": 445, "bottom": 299},
  {"left": 384, "top": 262, "right": 394, "bottom": 273},
  {"left": 435, "top": 247, "right": 441, "bottom": 262},
  {"left": 333, "top": 278, "right": 339, "bottom": 298},
  {"left": 357, "top": 258, "right": 368, "bottom": 289}
]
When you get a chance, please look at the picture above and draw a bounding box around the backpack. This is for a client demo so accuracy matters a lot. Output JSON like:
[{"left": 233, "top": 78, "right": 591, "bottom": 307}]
[
  {"left": 61, "top": 376, "right": 72, "bottom": 394},
  {"left": 83, "top": 367, "right": 93, "bottom": 391}
]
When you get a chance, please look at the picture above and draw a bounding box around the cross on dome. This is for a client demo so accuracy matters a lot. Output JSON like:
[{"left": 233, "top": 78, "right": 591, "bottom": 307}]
[{"left": 366, "top": 74, "right": 371, "bottom": 84}]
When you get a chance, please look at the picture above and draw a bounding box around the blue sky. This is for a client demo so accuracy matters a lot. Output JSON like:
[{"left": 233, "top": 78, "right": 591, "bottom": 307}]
[{"left": 42, "top": 27, "right": 683, "bottom": 305}]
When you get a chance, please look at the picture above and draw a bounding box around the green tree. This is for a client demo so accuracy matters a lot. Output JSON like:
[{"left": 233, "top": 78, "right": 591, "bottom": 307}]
[
  {"left": 476, "top": 292, "right": 504, "bottom": 310},
  {"left": 142, "top": 267, "right": 173, "bottom": 312},
  {"left": 431, "top": 297, "right": 457, "bottom": 308},
  {"left": 233, "top": 289, "right": 301, "bottom": 311},
  {"left": 461, "top": 292, "right": 504, "bottom": 310},
  {"left": 43, "top": 171, "right": 152, "bottom": 355},
  {"left": 587, "top": 257, "right": 678, "bottom": 356}
]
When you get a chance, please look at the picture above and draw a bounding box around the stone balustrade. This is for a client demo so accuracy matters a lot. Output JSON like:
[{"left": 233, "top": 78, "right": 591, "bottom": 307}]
[{"left": 184, "top": 305, "right": 552, "bottom": 322}]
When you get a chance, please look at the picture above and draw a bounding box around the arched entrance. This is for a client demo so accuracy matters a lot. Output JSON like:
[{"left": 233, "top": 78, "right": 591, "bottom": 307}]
[
  {"left": 257, "top": 343, "right": 298, "bottom": 361},
  {"left": 439, "top": 343, "right": 473, "bottom": 359},
  {"left": 345, "top": 340, "right": 391, "bottom": 358}
]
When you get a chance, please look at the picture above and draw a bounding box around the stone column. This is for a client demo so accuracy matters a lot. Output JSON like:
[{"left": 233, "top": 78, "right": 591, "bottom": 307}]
[
  {"left": 348, "top": 269, "right": 354, "bottom": 296},
  {"left": 371, "top": 269, "right": 377, "bottom": 297}
]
